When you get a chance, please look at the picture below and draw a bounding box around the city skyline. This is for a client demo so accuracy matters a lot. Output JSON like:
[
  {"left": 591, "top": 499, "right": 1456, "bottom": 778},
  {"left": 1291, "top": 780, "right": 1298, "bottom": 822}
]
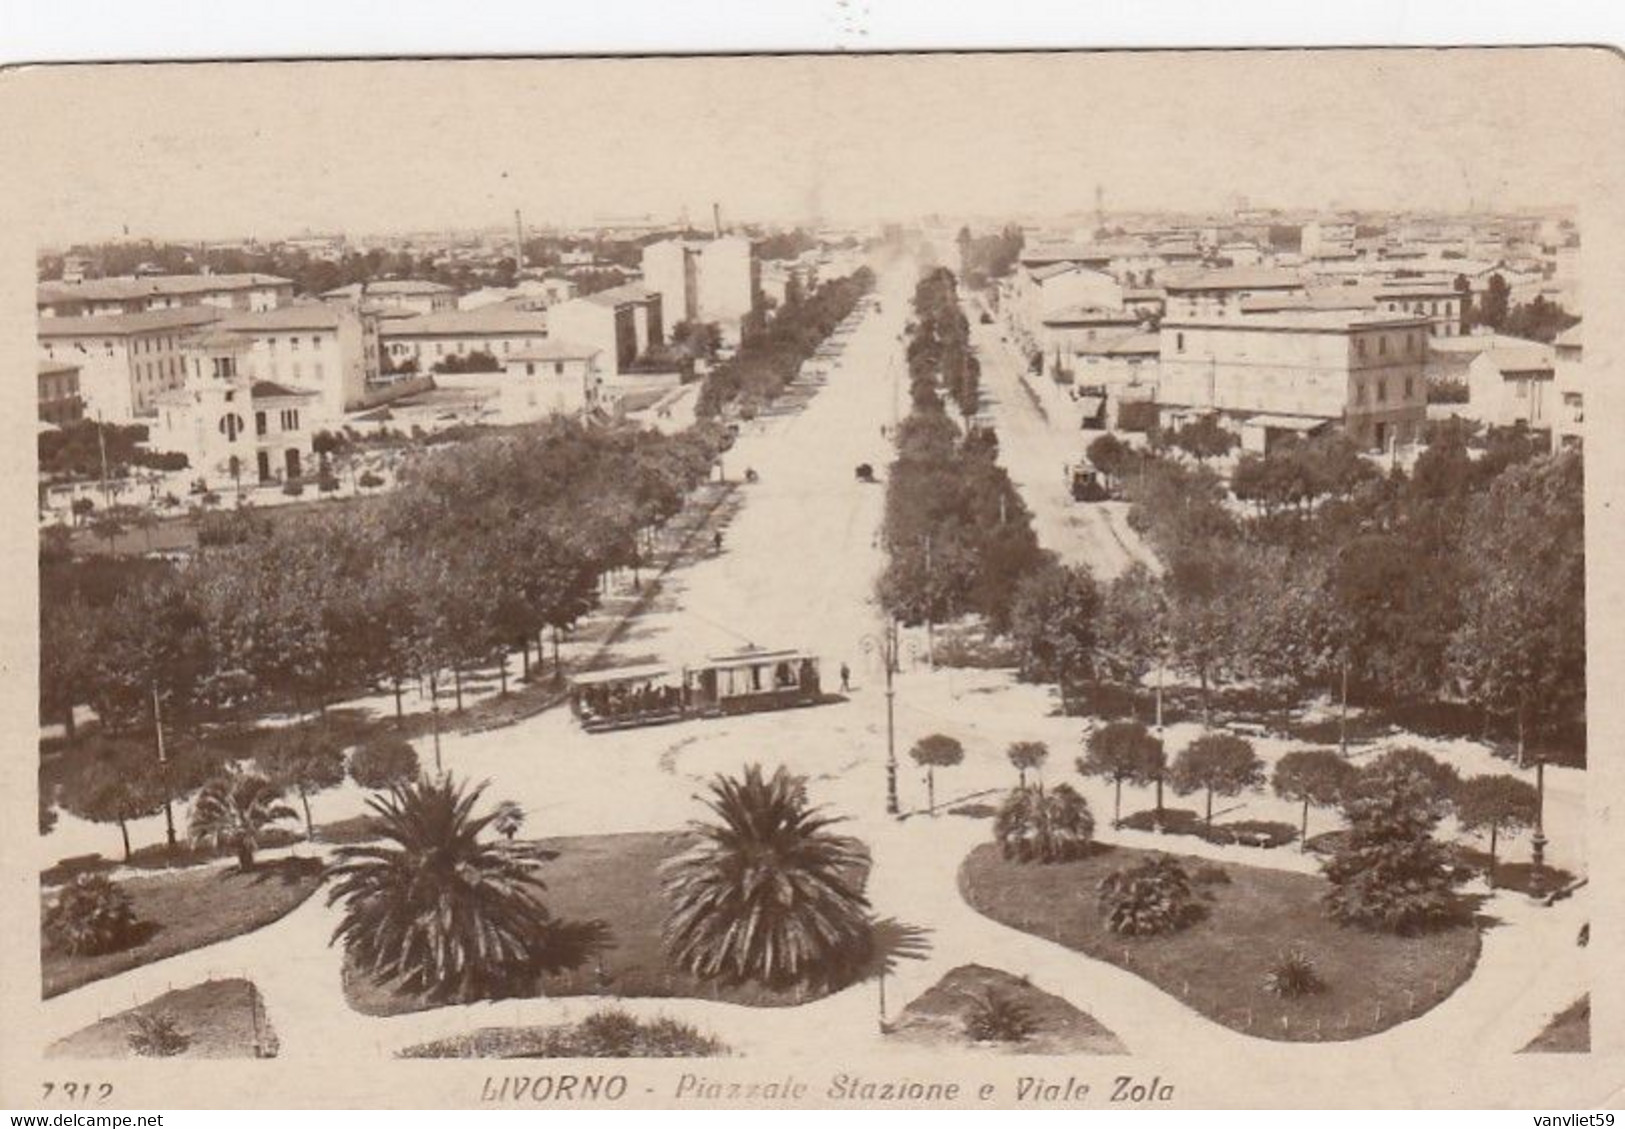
[{"left": 10, "top": 49, "right": 1615, "bottom": 247}]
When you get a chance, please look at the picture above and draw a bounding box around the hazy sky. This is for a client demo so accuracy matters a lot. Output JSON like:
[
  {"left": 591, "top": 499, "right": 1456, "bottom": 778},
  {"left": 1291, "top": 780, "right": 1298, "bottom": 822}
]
[{"left": 10, "top": 49, "right": 1620, "bottom": 244}]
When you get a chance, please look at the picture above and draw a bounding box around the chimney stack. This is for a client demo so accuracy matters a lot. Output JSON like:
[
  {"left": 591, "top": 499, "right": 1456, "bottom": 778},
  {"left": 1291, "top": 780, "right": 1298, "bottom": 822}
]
[{"left": 514, "top": 209, "right": 525, "bottom": 271}]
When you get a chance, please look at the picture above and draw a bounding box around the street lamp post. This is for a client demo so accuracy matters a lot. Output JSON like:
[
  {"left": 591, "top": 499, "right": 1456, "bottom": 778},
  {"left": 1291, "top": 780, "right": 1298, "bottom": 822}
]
[
  {"left": 862, "top": 619, "right": 901, "bottom": 816},
  {"left": 1530, "top": 753, "right": 1548, "bottom": 893}
]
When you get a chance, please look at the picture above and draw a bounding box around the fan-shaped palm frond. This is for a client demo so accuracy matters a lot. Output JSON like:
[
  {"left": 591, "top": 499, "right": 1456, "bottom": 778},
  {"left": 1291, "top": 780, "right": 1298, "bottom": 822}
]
[
  {"left": 661, "top": 764, "right": 872, "bottom": 990},
  {"left": 187, "top": 768, "right": 297, "bottom": 870},
  {"left": 326, "top": 775, "right": 560, "bottom": 1003}
]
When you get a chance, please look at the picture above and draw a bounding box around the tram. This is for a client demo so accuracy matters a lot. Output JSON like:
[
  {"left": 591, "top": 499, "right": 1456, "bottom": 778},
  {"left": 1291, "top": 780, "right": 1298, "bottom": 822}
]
[{"left": 569, "top": 647, "right": 825, "bottom": 733}]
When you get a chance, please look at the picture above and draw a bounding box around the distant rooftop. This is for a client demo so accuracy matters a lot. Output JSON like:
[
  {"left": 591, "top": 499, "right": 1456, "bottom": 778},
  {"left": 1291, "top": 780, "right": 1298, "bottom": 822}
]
[
  {"left": 1166, "top": 309, "right": 1429, "bottom": 333},
  {"left": 38, "top": 273, "right": 292, "bottom": 306},
  {"left": 37, "top": 358, "right": 79, "bottom": 376},
  {"left": 379, "top": 306, "right": 551, "bottom": 337},
  {"left": 322, "top": 279, "right": 454, "bottom": 299},
  {"left": 578, "top": 283, "right": 655, "bottom": 308},
  {"left": 37, "top": 306, "right": 222, "bottom": 338},
  {"left": 1162, "top": 266, "right": 1305, "bottom": 293},
  {"left": 251, "top": 380, "right": 319, "bottom": 399},
  {"left": 221, "top": 305, "right": 348, "bottom": 332},
  {"left": 1042, "top": 305, "right": 1141, "bottom": 326}
]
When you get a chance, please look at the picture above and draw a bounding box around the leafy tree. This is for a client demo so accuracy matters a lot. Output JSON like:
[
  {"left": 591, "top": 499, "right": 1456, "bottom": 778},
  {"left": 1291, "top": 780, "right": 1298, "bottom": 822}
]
[
  {"left": 1474, "top": 273, "right": 1510, "bottom": 330},
  {"left": 126, "top": 1012, "right": 191, "bottom": 1058},
  {"left": 492, "top": 800, "right": 526, "bottom": 841},
  {"left": 661, "top": 765, "right": 872, "bottom": 989},
  {"left": 1096, "top": 564, "right": 1169, "bottom": 725},
  {"left": 994, "top": 783, "right": 1094, "bottom": 863},
  {"left": 1454, "top": 774, "right": 1539, "bottom": 888},
  {"left": 44, "top": 874, "right": 140, "bottom": 956},
  {"left": 349, "top": 735, "right": 421, "bottom": 790},
  {"left": 57, "top": 737, "right": 168, "bottom": 861},
  {"left": 328, "top": 776, "right": 561, "bottom": 1003},
  {"left": 1170, "top": 734, "right": 1264, "bottom": 830},
  {"left": 1271, "top": 749, "right": 1358, "bottom": 849},
  {"left": 187, "top": 769, "right": 296, "bottom": 871},
  {"left": 1098, "top": 855, "right": 1201, "bottom": 936},
  {"left": 256, "top": 723, "right": 347, "bottom": 840},
  {"left": 1168, "top": 416, "right": 1237, "bottom": 462},
  {"left": 1365, "top": 747, "right": 1461, "bottom": 816},
  {"left": 1009, "top": 561, "right": 1099, "bottom": 685},
  {"left": 909, "top": 733, "right": 965, "bottom": 815},
  {"left": 1078, "top": 720, "right": 1165, "bottom": 827},
  {"left": 1323, "top": 766, "right": 1464, "bottom": 933},
  {"left": 1086, "top": 433, "right": 1135, "bottom": 489},
  {"left": 1006, "top": 740, "right": 1048, "bottom": 788}
]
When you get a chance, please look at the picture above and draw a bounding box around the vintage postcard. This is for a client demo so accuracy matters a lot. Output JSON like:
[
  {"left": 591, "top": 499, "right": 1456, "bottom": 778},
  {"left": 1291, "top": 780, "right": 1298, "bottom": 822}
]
[{"left": 0, "top": 48, "right": 1620, "bottom": 1110}]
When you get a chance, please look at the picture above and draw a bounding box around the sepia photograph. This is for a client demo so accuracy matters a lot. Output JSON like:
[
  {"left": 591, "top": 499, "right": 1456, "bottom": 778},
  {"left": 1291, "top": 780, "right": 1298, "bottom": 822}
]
[{"left": 1, "top": 41, "right": 1621, "bottom": 1111}]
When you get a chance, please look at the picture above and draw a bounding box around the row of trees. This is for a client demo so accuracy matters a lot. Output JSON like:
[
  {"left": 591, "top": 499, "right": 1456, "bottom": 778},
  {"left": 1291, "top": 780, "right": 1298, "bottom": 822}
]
[
  {"left": 694, "top": 268, "right": 874, "bottom": 417},
  {"left": 878, "top": 270, "right": 1044, "bottom": 638},
  {"left": 41, "top": 417, "right": 727, "bottom": 753},
  {"left": 1014, "top": 425, "right": 1583, "bottom": 763},
  {"left": 954, "top": 225, "right": 1025, "bottom": 291}
]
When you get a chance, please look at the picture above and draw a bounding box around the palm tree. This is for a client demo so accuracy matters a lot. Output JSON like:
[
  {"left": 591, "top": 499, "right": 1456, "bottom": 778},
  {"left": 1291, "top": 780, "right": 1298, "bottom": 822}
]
[
  {"left": 662, "top": 764, "right": 872, "bottom": 990},
  {"left": 1006, "top": 740, "right": 1049, "bottom": 788},
  {"left": 994, "top": 783, "right": 1095, "bottom": 863},
  {"left": 326, "top": 775, "right": 558, "bottom": 1003},
  {"left": 187, "top": 769, "right": 296, "bottom": 871}
]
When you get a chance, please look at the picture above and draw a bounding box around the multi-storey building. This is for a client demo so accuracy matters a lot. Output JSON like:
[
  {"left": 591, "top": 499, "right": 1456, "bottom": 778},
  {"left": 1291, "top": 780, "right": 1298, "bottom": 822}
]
[
  {"left": 1158, "top": 308, "right": 1430, "bottom": 452},
  {"left": 1161, "top": 266, "right": 1307, "bottom": 321},
  {"left": 546, "top": 285, "right": 664, "bottom": 379},
  {"left": 37, "top": 273, "right": 294, "bottom": 319},
  {"left": 37, "top": 306, "right": 222, "bottom": 419},
  {"left": 218, "top": 304, "right": 382, "bottom": 419},
  {"left": 321, "top": 279, "right": 458, "bottom": 315},
  {"left": 37, "top": 360, "right": 84, "bottom": 426},
  {"left": 379, "top": 306, "right": 553, "bottom": 371}
]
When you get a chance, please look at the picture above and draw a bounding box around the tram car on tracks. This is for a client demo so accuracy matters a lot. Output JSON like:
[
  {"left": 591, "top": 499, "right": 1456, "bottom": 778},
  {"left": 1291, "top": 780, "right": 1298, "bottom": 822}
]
[{"left": 569, "top": 647, "right": 825, "bottom": 733}]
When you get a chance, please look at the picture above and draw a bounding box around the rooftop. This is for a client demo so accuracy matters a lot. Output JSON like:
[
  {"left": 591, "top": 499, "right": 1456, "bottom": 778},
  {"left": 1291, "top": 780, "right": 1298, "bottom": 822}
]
[
  {"left": 578, "top": 283, "right": 655, "bottom": 308},
  {"left": 251, "top": 380, "right": 319, "bottom": 399},
  {"left": 1162, "top": 266, "right": 1306, "bottom": 293},
  {"left": 1042, "top": 305, "right": 1142, "bottom": 326},
  {"left": 37, "top": 358, "right": 79, "bottom": 376},
  {"left": 221, "top": 305, "right": 348, "bottom": 332},
  {"left": 379, "top": 307, "right": 551, "bottom": 337},
  {"left": 1165, "top": 309, "right": 1429, "bottom": 333},
  {"left": 1481, "top": 344, "right": 1556, "bottom": 376},
  {"left": 38, "top": 273, "right": 292, "bottom": 306},
  {"left": 507, "top": 339, "right": 600, "bottom": 362},
  {"left": 323, "top": 279, "right": 455, "bottom": 298},
  {"left": 36, "top": 306, "right": 222, "bottom": 338},
  {"left": 1555, "top": 321, "right": 1583, "bottom": 350}
]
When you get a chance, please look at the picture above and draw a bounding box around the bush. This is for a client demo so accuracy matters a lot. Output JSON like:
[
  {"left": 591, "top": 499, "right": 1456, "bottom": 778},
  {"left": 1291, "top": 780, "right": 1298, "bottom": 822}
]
[
  {"left": 994, "top": 783, "right": 1094, "bottom": 863},
  {"left": 1119, "top": 808, "right": 1200, "bottom": 835},
  {"left": 948, "top": 802, "right": 999, "bottom": 820},
  {"left": 1262, "top": 950, "right": 1326, "bottom": 998},
  {"left": 401, "top": 1011, "right": 728, "bottom": 1058},
  {"left": 1097, "top": 855, "right": 1203, "bottom": 937},
  {"left": 282, "top": 481, "right": 305, "bottom": 497},
  {"left": 358, "top": 471, "right": 385, "bottom": 490},
  {"left": 126, "top": 1011, "right": 190, "bottom": 1057},
  {"left": 963, "top": 989, "right": 1038, "bottom": 1043},
  {"left": 348, "top": 737, "right": 420, "bottom": 790},
  {"left": 1191, "top": 863, "right": 1232, "bottom": 886},
  {"left": 318, "top": 473, "right": 340, "bottom": 494},
  {"left": 44, "top": 874, "right": 140, "bottom": 956},
  {"left": 1214, "top": 820, "right": 1297, "bottom": 849}
]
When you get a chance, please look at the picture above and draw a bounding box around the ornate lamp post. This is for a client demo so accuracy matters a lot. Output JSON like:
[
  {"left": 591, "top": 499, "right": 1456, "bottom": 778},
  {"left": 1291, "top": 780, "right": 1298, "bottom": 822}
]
[
  {"left": 861, "top": 618, "right": 901, "bottom": 816},
  {"left": 1530, "top": 751, "right": 1548, "bottom": 894}
]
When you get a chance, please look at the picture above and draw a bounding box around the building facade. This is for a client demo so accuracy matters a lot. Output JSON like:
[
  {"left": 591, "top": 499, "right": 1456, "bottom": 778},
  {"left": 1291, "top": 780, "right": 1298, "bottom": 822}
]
[
  {"left": 546, "top": 285, "right": 664, "bottom": 379},
  {"left": 37, "top": 306, "right": 222, "bottom": 419},
  {"left": 37, "top": 273, "right": 293, "bottom": 319},
  {"left": 379, "top": 306, "right": 553, "bottom": 371},
  {"left": 218, "top": 304, "right": 382, "bottom": 419},
  {"left": 1158, "top": 309, "right": 1430, "bottom": 451},
  {"left": 37, "top": 360, "right": 84, "bottom": 426},
  {"left": 500, "top": 342, "right": 603, "bottom": 423}
]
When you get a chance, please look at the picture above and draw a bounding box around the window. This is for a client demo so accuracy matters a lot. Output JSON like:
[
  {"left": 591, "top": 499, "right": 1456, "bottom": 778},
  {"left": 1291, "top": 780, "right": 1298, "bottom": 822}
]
[
  {"left": 281, "top": 409, "right": 300, "bottom": 431},
  {"left": 1378, "top": 337, "right": 1388, "bottom": 356},
  {"left": 555, "top": 362, "right": 565, "bottom": 375},
  {"left": 1405, "top": 376, "right": 1415, "bottom": 399},
  {"left": 1175, "top": 332, "right": 1185, "bottom": 352},
  {"left": 1377, "top": 379, "right": 1388, "bottom": 403},
  {"left": 526, "top": 362, "right": 536, "bottom": 376},
  {"left": 267, "top": 336, "right": 277, "bottom": 348},
  {"left": 290, "top": 336, "right": 300, "bottom": 351},
  {"left": 255, "top": 410, "right": 268, "bottom": 437},
  {"left": 1355, "top": 381, "right": 1366, "bottom": 405},
  {"left": 311, "top": 335, "right": 322, "bottom": 348},
  {"left": 1355, "top": 337, "right": 1366, "bottom": 357}
]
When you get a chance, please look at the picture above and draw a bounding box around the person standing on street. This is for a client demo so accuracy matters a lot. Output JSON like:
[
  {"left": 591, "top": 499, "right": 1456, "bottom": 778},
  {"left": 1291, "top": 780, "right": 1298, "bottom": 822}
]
[{"left": 840, "top": 662, "right": 851, "bottom": 692}]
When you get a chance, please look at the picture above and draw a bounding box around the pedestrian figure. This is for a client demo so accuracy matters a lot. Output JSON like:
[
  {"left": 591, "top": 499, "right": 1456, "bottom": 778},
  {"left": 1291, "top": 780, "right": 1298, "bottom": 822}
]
[
  {"left": 840, "top": 662, "right": 851, "bottom": 693},
  {"left": 713, "top": 530, "right": 723, "bottom": 552}
]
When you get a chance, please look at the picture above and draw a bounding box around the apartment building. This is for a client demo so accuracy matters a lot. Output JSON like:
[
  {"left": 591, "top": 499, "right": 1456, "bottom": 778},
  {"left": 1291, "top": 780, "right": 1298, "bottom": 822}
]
[
  {"left": 218, "top": 304, "right": 382, "bottom": 419},
  {"left": 379, "top": 306, "right": 552, "bottom": 370},
  {"left": 37, "top": 306, "right": 222, "bottom": 419},
  {"left": 547, "top": 284, "right": 664, "bottom": 379},
  {"left": 1159, "top": 308, "right": 1430, "bottom": 452},
  {"left": 321, "top": 279, "right": 458, "bottom": 315},
  {"left": 37, "top": 360, "right": 84, "bottom": 426},
  {"left": 37, "top": 273, "right": 293, "bottom": 319}
]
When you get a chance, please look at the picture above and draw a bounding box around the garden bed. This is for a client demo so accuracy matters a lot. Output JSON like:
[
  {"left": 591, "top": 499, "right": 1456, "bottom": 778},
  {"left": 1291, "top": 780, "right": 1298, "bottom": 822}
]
[
  {"left": 959, "top": 842, "right": 1482, "bottom": 1042},
  {"left": 398, "top": 1009, "right": 728, "bottom": 1059},
  {"left": 886, "top": 964, "right": 1125, "bottom": 1054},
  {"left": 343, "top": 831, "right": 872, "bottom": 1016},
  {"left": 46, "top": 978, "right": 277, "bottom": 1059},
  {"left": 41, "top": 857, "right": 325, "bottom": 999},
  {"left": 1518, "top": 995, "right": 1589, "bottom": 1053}
]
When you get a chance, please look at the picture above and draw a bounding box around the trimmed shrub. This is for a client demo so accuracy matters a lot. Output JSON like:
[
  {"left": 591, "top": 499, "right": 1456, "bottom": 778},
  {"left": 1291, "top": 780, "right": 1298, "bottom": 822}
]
[
  {"left": 1192, "top": 863, "right": 1232, "bottom": 886},
  {"left": 963, "top": 990, "right": 1038, "bottom": 1043},
  {"left": 1119, "top": 807, "right": 1201, "bottom": 835},
  {"left": 348, "top": 737, "right": 420, "bottom": 791},
  {"left": 1097, "top": 855, "right": 1203, "bottom": 937},
  {"left": 1215, "top": 820, "right": 1298, "bottom": 849},
  {"left": 1262, "top": 950, "right": 1326, "bottom": 999},
  {"left": 44, "top": 874, "right": 140, "bottom": 957}
]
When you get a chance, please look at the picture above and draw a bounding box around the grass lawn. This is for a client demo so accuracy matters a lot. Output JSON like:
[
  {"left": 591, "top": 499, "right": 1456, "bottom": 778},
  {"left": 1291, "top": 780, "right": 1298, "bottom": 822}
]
[
  {"left": 46, "top": 978, "right": 277, "bottom": 1059},
  {"left": 887, "top": 964, "right": 1125, "bottom": 1055},
  {"left": 1519, "top": 995, "right": 1589, "bottom": 1053},
  {"left": 344, "top": 830, "right": 872, "bottom": 1017},
  {"left": 42, "top": 857, "right": 325, "bottom": 999},
  {"left": 959, "top": 842, "right": 1482, "bottom": 1042}
]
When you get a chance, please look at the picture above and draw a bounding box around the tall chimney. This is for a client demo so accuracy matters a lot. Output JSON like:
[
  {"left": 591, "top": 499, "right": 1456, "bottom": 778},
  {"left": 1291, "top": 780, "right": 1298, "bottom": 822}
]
[
  {"left": 514, "top": 209, "right": 525, "bottom": 271},
  {"left": 713, "top": 202, "right": 722, "bottom": 238}
]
